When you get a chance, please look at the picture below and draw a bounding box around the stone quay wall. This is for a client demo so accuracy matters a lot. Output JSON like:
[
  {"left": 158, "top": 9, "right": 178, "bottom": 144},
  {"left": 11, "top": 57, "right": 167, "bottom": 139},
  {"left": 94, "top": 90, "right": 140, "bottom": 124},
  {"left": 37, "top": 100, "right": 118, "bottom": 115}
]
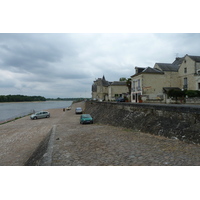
[{"left": 84, "top": 101, "right": 200, "bottom": 144}]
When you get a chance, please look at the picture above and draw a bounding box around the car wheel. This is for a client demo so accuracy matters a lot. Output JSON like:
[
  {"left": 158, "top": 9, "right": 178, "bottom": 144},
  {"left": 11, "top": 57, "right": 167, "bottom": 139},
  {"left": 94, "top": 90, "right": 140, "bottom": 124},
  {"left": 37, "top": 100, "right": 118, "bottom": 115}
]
[
  {"left": 46, "top": 115, "right": 50, "bottom": 118},
  {"left": 33, "top": 117, "right": 37, "bottom": 120}
]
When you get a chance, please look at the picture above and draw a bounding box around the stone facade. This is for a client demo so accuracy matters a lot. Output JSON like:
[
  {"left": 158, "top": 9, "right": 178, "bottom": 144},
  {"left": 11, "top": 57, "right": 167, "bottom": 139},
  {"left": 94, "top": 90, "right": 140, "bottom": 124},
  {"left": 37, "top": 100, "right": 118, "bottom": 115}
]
[
  {"left": 108, "top": 81, "right": 129, "bottom": 101},
  {"left": 131, "top": 54, "right": 200, "bottom": 103},
  {"left": 131, "top": 67, "right": 165, "bottom": 103},
  {"left": 178, "top": 55, "right": 200, "bottom": 90},
  {"left": 92, "top": 76, "right": 129, "bottom": 101},
  {"left": 92, "top": 76, "right": 110, "bottom": 101}
]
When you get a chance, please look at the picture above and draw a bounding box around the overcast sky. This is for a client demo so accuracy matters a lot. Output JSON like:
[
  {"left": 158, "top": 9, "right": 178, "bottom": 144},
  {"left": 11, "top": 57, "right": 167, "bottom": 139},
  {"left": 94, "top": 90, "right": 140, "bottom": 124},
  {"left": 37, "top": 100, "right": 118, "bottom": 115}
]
[
  {"left": 1, "top": 1, "right": 200, "bottom": 199},
  {"left": 1, "top": 33, "right": 200, "bottom": 98},
  {"left": 0, "top": 0, "right": 200, "bottom": 98}
]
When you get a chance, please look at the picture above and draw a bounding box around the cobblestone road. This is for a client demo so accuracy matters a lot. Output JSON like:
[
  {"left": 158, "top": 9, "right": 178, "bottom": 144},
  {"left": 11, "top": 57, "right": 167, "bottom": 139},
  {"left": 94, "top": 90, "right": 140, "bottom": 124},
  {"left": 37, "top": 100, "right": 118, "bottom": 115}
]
[{"left": 50, "top": 102, "right": 200, "bottom": 166}]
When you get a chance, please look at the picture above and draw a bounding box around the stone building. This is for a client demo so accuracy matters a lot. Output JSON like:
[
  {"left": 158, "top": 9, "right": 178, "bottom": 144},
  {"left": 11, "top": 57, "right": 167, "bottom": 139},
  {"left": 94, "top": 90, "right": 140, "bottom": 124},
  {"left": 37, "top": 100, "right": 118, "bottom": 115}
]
[
  {"left": 131, "top": 54, "right": 200, "bottom": 103},
  {"left": 178, "top": 55, "right": 200, "bottom": 90},
  {"left": 108, "top": 81, "right": 129, "bottom": 101},
  {"left": 92, "top": 76, "right": 110, "bottom": 101},
  {"left": 131, "top": 67, "right": 167, "bottom": 103},
  {"left": 92, "top": 76, "right": 129, "bottom": 101}
]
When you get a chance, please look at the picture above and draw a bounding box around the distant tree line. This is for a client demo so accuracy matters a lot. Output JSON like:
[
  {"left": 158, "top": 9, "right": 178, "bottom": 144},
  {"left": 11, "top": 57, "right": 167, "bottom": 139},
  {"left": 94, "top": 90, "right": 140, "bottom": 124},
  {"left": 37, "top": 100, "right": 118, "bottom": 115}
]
[
  {"left": 46, "top": 97, "right": 90, "bottom": 101},
  {"left": 0, "top": 95, "right": 46, "bottom": 102}
]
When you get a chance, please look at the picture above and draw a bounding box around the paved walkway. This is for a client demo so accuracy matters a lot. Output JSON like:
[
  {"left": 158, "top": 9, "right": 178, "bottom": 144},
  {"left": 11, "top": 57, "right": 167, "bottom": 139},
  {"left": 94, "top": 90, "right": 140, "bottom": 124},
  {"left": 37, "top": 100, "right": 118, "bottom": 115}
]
[
  {"left": 44, "top": 102, "right": 200, "bottom": 166},
  {"left": 0, "top": 108, "right": 65, "bottom": 165}
]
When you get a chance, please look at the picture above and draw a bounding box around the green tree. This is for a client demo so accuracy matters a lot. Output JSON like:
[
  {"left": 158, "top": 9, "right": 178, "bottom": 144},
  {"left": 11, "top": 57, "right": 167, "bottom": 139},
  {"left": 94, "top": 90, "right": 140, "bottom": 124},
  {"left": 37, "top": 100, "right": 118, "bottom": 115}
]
[
  {"left": 119, "top": 77, "right": 132, "bottom": 94},
  {"left": 119, "top": 77, "right": 127, "bottom": 81},
  {"left": 0, "top": 95, "right": 46, "bottom": 102},
  {"left": 126, "top": 78, "right": 132, "bottom": 95}
]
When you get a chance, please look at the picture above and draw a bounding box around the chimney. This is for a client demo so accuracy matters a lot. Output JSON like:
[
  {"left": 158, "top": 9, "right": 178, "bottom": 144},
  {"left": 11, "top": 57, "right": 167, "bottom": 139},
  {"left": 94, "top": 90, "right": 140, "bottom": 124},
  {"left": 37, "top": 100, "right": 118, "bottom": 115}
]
[{"left": 135, "top": 67, "right": 139, "bottom": 74}]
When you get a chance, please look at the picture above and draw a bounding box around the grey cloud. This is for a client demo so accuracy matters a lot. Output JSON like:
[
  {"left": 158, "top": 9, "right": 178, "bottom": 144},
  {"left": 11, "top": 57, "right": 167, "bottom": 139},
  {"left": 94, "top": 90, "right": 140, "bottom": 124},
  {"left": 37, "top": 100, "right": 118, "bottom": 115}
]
[
  {"left": 1, "top": 33, "right": 200, "bottom": 98},
  {"left": 0, "top": 34, "right": 75, "bottom": 73}
]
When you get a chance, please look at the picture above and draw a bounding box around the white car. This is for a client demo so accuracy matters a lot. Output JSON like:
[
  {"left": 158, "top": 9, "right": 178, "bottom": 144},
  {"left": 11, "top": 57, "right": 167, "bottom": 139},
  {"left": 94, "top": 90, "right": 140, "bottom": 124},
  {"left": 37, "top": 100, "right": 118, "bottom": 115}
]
[
  {"left": 75, "top": 107, "right": 83, "bottom": 114},
  {"left": 30, "top": 111, "right": 50, "bottom": 120}
]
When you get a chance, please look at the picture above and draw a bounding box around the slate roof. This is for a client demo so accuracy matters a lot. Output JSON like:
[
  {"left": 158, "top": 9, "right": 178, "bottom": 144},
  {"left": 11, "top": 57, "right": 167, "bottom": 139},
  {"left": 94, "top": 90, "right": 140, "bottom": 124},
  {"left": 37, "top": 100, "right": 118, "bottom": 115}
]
[
  {"left": 131, "top": 67, "right": 163, "bottom": 77},
  {"left": 187, "top": 55, "right": 200, "bottom": 62},
  {"left": 111, "top": 81, "right": 127, "bottom": 86},
  {"left": 172, "top": 57, "right": 184, "bottom": 66},
  {"left": 135, "top": 67, "right": 146, "bottom": 74},
  {"left": 101, "top": 78, "right": 110, "bottom": 87},
  {"left": 92, "top": 76, "right": 110, "bottom": 92},
  {"left": 156, "top": 63, "right": 179, "bottom": 72},
  {"left": 142, "top": 67, "right": 164, "bottom": 74},
  {"left": 131, "top": 54, "right": 200, "bottom": 79}
]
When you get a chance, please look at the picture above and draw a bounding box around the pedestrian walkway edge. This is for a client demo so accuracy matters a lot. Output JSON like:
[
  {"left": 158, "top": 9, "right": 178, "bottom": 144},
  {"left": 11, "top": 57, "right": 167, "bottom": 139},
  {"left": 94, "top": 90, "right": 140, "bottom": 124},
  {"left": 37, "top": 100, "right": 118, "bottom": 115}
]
[
  {"left": 24, "top": 127, "right": 53, "bottom": 166},
  {"left": 38, "top": 125, "right": 57, "bottom": 166}
]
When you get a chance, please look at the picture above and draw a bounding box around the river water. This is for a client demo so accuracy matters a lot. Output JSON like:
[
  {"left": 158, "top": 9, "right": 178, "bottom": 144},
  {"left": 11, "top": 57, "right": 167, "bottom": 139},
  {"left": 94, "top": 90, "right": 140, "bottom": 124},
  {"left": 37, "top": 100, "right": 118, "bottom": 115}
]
[{"left": 0, "top": 101, "right": 73, "bottom": 122}]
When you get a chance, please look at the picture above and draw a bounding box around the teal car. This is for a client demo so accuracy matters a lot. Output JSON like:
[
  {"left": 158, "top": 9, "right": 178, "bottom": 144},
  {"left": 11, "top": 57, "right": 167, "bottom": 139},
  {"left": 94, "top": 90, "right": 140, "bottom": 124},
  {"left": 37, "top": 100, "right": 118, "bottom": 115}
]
[{"left": 80, "top": 114, "right": 93, "bottom": 124}]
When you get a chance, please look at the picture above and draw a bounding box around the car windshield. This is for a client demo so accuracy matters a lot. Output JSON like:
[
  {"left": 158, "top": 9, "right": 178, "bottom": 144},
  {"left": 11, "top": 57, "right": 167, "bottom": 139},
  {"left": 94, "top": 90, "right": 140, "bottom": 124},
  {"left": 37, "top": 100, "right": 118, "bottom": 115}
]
[{"left": 82, "top": 114, "right": 91, "bottom": 118}]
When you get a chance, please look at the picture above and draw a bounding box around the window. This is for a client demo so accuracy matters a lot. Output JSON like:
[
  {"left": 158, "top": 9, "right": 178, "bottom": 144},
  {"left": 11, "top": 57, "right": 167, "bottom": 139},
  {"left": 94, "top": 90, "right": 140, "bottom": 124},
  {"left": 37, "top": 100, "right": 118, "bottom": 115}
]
[
  {"left": 132, "top": 81, "right": 135, "bottom": 91},
  {"left": 184, "top": 68, "right": 187, "bottom": 73},
  {"left": 137, "top": 79, "right": 141, "bottom": 91},
  {"left": 183, "top": 78, "right": 188, "bottom": 89},
  {"left": 198, "top": 83, "right": 200, "bottom": 90},
  {"left": 138, "top": 79, "right": 140, "bottom": 87}
]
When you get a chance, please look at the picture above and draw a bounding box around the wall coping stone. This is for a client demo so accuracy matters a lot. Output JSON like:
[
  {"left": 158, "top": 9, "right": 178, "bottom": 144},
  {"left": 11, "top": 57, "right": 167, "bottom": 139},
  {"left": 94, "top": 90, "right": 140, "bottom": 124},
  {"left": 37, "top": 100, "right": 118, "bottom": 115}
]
[{"left": 92, "top": 101, "right": 200, "bottom": 114}]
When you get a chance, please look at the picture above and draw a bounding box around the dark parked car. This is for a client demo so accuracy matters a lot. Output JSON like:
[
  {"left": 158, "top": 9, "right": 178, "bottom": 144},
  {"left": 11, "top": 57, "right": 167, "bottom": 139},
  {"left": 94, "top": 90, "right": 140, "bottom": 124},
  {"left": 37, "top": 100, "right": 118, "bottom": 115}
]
[
  {"left": 80, "top": 114, "right": 93, "bottom": 124},
  {"left": 116, "top": 97, "right": 125, "bottom": 102},
  {"left": 75, "top": 107, "right": 83, "bottom": 114},
  {"left": 30, "top": 111, "right": 50, "bottom": 120}
]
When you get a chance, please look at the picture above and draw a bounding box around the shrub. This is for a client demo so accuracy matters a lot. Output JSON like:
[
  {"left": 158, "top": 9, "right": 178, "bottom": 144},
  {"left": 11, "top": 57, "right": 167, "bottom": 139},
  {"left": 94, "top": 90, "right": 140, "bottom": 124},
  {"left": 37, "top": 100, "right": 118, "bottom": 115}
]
[{"left": 185, "top": 90, "right": 200, "bottom": 97}]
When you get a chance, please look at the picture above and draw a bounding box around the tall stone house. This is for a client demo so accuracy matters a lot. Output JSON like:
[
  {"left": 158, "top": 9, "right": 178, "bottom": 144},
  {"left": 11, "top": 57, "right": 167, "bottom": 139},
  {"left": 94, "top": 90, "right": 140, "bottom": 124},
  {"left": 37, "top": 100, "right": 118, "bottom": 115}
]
[
  {"left": 92, "top": 76, "right": 110, "bottom": 101},
  {"left": 131, "top": 54, "right": 200, "bottom": 103},
  {"left": 178, "top": 55, "right": 200, "bottom": 90},
  {"left": 92, "top": 76, "right": 129, "bottom": 101}
]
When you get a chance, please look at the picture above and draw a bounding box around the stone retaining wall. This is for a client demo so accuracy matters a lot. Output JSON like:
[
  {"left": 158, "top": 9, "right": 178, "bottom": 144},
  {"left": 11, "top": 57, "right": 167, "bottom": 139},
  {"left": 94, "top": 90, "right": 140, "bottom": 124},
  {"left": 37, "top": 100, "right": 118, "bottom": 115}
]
[
  {"left": 84, "top": 101, "right": 200, "bottom": 144},
  {"left": 186, "top": 97, "right": 200, "bottom": 104}
]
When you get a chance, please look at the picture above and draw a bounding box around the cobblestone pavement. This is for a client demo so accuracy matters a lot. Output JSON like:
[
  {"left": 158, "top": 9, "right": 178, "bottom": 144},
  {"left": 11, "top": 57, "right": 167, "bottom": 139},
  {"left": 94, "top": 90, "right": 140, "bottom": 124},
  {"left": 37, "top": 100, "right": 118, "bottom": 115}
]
[{"left": 51, "top": 102, "right": 200, "bottom": 166}]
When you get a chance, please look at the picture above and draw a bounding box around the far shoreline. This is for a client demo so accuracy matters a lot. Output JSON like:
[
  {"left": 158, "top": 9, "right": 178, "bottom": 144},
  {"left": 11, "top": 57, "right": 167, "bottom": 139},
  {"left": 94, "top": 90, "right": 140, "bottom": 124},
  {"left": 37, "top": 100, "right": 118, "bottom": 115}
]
[{"left": 0, "top": 100, "right": 73, "bottom": 104}]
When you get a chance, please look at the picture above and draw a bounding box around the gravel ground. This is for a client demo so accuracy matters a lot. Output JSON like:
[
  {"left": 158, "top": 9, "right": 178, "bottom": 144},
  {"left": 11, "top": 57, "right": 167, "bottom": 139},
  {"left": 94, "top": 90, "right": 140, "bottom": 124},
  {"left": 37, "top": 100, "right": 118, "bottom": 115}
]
[
  {"left": 0, "top": 108, "right": 65, "bottom": 165},
  {"left": 51, "top": 102, "right": 200, "bottom": 166}
]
